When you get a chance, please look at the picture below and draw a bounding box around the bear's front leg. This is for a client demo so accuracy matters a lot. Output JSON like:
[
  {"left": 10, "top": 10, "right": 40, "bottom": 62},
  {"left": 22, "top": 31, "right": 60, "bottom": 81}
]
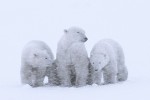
[
  {"left": 75, "top": 66, "right": 88, "bottom": 87},
  {"left": 31, "top": 67, "right": 46, "bottom": 87},
  {"left": 20, "top": 66, "right": 33, "bottom": 85},
  {"left": 94, "top": 70, "right": 102, "bottom": 85},
  {"left": 32, "top": 77, "right": 44, "bottom": 87},
  {"left": 103, "top": 72, "right": 117, "bottom": 85},
  {"left": 103, "top": 65, "right": 117, "bottom": 85},
  {"left": 57, "top": 66, "right": 71, "bottom": 87}
]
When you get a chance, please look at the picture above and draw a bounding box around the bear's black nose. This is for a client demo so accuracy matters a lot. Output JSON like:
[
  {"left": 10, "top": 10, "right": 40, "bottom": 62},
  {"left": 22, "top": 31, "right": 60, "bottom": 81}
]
[{"left": 84, "top": 37, "right": 88, "bottom": 41}]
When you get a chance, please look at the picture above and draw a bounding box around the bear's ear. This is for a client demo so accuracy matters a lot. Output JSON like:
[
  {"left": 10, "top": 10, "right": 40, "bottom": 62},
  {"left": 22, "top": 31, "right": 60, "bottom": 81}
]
[{"left": 64, "top": 29, "right": 68, "bottom": 34}]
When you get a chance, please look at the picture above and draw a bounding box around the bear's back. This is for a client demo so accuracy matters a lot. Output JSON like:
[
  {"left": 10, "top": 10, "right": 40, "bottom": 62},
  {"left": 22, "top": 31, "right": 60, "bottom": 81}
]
[
  {"left": 24, "top": 40, "right": 51, "bottom": 52},
  {"left": 92, "top": 40, "right": 113, "bottom": 55},
  {"left": 101, "top": 39, "right": 125, "bottom": 64},
  {"left": 21, "top": 40, "right": 54, "bottom": 65}
]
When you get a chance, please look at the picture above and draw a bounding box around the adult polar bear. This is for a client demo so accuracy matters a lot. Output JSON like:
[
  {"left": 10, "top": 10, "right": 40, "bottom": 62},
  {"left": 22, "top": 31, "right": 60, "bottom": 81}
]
[
  {"left": 56, "top": 27, "right": 89, "bottom": 87},
  {"left": 90, "top": 39, "right": 128, "bottom": 85},
  {"left": 21, "top": 40, "right": 54, "bottom": 87}
]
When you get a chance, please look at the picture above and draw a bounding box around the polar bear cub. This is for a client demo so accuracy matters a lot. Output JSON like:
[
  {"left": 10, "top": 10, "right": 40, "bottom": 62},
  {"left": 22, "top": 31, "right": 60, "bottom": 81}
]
[
  {"left": 21, "top": 40, "right": 54, "bottom": 87},
  {"left": 56, "top": 27, "right": 89, "bottom": 87},
  {"left": 90, "top": 39, "right": 128, "bottom": 85}
]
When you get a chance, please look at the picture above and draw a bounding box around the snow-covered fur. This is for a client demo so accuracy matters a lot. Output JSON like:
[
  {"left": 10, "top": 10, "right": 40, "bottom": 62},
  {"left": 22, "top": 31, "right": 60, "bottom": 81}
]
[
  {"left": 21, "top": 40, "right": 54, "bottom": 87},
  {"left": 56, "top": 27, "right": 89, "bottom": 87},
  {"left": 90, "top": 39, "right": 128, "bottom": 85}
]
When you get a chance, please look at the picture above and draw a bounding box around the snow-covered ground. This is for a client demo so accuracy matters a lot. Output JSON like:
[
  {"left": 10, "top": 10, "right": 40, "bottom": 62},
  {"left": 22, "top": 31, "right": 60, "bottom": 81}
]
[{"left": 0, "top": 0, "right": 150, "bottom": 100}]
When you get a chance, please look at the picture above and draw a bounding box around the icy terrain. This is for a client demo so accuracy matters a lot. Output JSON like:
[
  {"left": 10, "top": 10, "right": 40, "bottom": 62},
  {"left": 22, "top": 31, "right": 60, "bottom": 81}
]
[{"left": 0, "top": 0, "right": 150, "bottom": 100}]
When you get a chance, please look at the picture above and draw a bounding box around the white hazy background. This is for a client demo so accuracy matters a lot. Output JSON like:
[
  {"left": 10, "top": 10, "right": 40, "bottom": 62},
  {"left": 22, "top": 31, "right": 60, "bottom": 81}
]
[{"left": 0, "top": 0, "right": 150, "bottom": 100}]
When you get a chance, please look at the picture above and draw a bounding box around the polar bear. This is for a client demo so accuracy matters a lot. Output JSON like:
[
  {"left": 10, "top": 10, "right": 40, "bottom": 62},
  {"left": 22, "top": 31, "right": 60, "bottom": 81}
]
[
  {"left": 90, "top": 39, "right": 128, "bottom": 85},
  {"left": 21, "top": 40, "right": 54, "bottom": 87},
  {"left": 56, "top": 27, "right": 89, "bottom": 87}
]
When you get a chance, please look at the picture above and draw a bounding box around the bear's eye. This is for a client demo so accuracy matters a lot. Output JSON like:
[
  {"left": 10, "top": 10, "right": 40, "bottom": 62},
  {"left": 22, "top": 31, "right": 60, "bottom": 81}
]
[
  {"left": 93, "top": 62, "right": 94, "bottom": 64},
  {"left": 45, "top": 58, "right": 48, "bottom": 59},
  {"left": 77, "top": 32, "right": 80, "bottom": 33}
]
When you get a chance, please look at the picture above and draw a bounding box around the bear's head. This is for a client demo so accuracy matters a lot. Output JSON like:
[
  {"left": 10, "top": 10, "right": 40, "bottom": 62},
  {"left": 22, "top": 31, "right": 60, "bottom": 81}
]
[
  {"left": 64, "top": 27, "right": 88, "bottom": 43},
  {"left": 90, "top": 53, "right": 110, "bottom": 72},
  {"left": 30, "top": 50, "right": 53, "bottom": 68}
]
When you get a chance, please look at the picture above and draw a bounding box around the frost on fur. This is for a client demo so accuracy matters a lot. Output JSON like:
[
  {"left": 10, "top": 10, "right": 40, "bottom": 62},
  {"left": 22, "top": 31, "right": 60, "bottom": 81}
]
[
  {"left": 90, "top": 39, "right": 128, "bottom": 85},
  {"left": 20, "top": 40, "right": 54, "bottom": 87}
]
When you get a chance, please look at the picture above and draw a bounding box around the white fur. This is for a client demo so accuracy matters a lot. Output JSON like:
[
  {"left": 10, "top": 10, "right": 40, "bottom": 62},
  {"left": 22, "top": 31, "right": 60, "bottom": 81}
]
[
  {"left": 90, "top": 39, "right": 128, "bottom": 85},
  {"left": 21, "top": 40, "right": 54, "bottom": 87},
  {"left": 56, "top": 27, "right": 89, "bottom": 87}
]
